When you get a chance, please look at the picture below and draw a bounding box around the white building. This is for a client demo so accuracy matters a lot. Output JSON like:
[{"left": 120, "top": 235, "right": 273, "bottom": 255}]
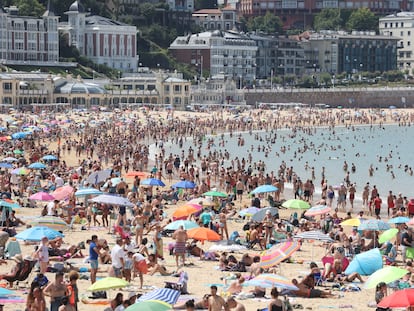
[
  {"left": 379, "top": 12, "right": 414, "bottom": 72},
  {"left": 59, "top": 1, "right": 138, "bottom": 72},
  {"left": 0, "top": 5, "right": 59, "bottom": 66},
  {"left": 169, "top": 30, "right": 257, "bottom": 84}
]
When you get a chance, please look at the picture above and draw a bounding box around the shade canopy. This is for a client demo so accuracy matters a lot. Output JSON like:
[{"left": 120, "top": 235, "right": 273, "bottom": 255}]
[
  {"left": 281, "top": 199, "right": 310, "bottom": 209},
  {"left": 344, "top": 248, "right": 383, "bottom": 276},
  {"left": 260, "top": 241, "right": 300, "bottom": 269},
  {"left": 378, "top": 288, "right": 414, "bottom": 309},
  {"left": 89, "top": 194, "right": 134, "bottom": 207},
  {"left": 364, "top": 266, "right": 409, "bottom": 289},
  {"left": 87, "top": 277, "right": 129, "bottom": 291},
  {"left": 15, "top": 226, "right": 64, "bottom": 242},
  {"left": 250, "top": 184, "right": 278, "bottom": 194},
  {"left": 187, "top": 227, "right": 221, "bottom": 241}
]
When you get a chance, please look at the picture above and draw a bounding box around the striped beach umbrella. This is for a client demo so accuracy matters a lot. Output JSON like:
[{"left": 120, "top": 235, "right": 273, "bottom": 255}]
[
  {"left": 260, "top": 241, "right": 300, "bottom": 269},
  {"left": 305, "top": 205, "right": 331, "bottom": 217},
  {"left": 11, "top": 167, "right": 29, "bottom": 175},
  {"left": 294, "top": 230, "right": 334, "bottom": 242},
  {"left": 137, "top": 288, "right": 180, "bottom": 305},
  {"left": 243, "top": 273, "right": 298, "bottom": 290},
  {"left": 30, "top": 216, "right": 68, "bottom": 231},
  {"left": 358, "top": 219, "right": 390, "bottom": 231}
]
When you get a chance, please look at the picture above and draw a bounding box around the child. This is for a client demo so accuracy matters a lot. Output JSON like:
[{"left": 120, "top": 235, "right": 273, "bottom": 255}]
[
  {"left": 123, "top": 251, "right": 133, "bottom": 282},
  {"left": 35, "top": 237, "right": 49, "bottom": 274}
]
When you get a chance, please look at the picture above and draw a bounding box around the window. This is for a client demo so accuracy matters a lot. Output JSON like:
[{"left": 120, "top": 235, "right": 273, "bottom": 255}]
[
  {"left": 401, "top": 31, "right": 404, "bottom": 36},
  {"left": 384, "top": 22, "right": 388, "bottom": 28},
  {"left": 409, "top": 31, "right": 411, "bottom": 36},
  {"left": 390, "top": 23, "right": 393, "bottom": 28},
  {"left": 408, "top": 41, "right": 411, "bottom": 46}
]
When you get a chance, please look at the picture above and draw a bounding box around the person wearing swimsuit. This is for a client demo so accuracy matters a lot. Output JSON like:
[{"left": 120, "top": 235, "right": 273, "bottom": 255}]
[{"left": 268, "top": 287, "right": 285, "bottom": 311}]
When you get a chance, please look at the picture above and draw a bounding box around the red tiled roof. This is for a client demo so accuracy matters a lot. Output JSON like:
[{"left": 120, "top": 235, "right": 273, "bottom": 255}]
[{"left": 193, "top": 9, "right": 222, "bottom": 14}]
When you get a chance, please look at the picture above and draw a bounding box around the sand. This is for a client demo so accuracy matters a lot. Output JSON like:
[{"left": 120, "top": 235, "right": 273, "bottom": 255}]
[{"left": 0, "top": 107, "right": 411, "bottom": 311}]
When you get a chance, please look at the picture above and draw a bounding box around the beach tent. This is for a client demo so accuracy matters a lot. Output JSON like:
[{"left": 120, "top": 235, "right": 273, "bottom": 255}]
[{"left": 344, "top": 248, "right": 382, "bottom": 276}]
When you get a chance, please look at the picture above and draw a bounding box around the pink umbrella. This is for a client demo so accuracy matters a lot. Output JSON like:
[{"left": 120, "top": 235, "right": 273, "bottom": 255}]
[
  {"left": 304, "top": 205, "right": 331, "bottom": 217},
  {"left": 29, "top": 192, "right": 55, "bottom": 201},
  {"left": 51, "top": 186, "right": 74, "bottom": 200}
]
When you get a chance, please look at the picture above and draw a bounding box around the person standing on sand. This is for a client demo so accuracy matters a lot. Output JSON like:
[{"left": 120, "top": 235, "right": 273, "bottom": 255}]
[
  {"left": 35, "top": 236, "right": 49, "bottom": 274},
  {"left": 43, "top": 272, "right": 67, "bottom": 311},
  {"left": 208, "top": 285, "right": 228, "bottom": 311},
  {"left": 172, "top": 225, "right": 188, "bottom": 268},
  {"left": 89, "top": 235, "right": 101, "bottom": 284}
]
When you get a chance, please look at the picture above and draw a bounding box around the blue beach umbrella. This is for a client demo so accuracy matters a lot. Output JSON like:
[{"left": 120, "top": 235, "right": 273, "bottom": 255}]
[
  {"left": 172, "top": 180, "right": 196, "bottom": 189},
  {"left": 15, "top": 226, "right": 64, "bottom": 242},
  {"left": 75, "top": 188, "right": 103, "bottom": 197},
  {"left": 11, "top": 132, "right": 27, "bottom": 139},
  {"left": 250, "top": 184, "right": 278, "bottom": 195},
  {"left": 28, "top": 162, "right": 46, "bottom": 170},
  {"left": 165, "top": 220, "right": 199, "bottom": 231},
  {"left": 358, "top": 219, "right": 390, "bottom": 231},
  {"left": 388, "top": 216, "right": 410, "bottom": 224},
  {"left": 344, "top": 248, "right": 383, "bottom": 276},
  {"left": 42, "top": 155, "right": 58, "bottom": 161},
  {"left": 0, "top": 200, "right": 20, "bottom": 210},
  {"left": 0, "top": 162, "right": 13, "bottom": 168},
  {"left": 141, "top": 178, "right": 166, "bottom": 187}
]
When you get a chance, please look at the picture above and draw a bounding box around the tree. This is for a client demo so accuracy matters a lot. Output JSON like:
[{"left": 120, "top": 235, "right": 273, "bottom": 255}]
[
  {"left": 346, "top": 8, "right": 378, "bottom": 32},
  {"left": 313, "top": 9, "right": 342, "bottom": 31},
  {"left": 247, "top": 11, "right": 283, "bottom": 35},
  {"left": 15, "top": 0, "right": 44, "bottom": 16}
]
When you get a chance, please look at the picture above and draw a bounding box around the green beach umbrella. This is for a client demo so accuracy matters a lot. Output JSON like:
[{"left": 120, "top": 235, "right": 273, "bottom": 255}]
[
  {"left": 13, "top": 149, "right": 23, "bottom": 155},
  {"left": 364, "top": 266, "right": 409, "bottom": 289},
  {"left": 125, "top": 300, "right": 171, "bottom": 311},
  {"left": 203, "top": 191, "right": 227, "bottom": 198},
  {"left": 379, "top": 228, "right": 399, "bottom": 244},
  {"left": 282, "top": 199, "right": 310, "bottom": 209},
  {"left": 87, "top": 277, "right": 129, "bottom": 292}
]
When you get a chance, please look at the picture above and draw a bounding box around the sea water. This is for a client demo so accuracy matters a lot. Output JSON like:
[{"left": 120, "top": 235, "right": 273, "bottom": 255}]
[{"left": 155, "top": 123, "right": 414, "bottom": 199}]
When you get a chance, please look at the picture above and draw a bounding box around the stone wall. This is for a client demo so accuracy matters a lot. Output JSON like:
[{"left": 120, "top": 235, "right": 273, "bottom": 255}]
[{"left": 244, "top": 87, "right": 414, "bottom": 108}]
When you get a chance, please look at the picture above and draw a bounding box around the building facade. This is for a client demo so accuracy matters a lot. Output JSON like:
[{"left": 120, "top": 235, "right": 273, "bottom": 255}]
[
  {"left": 379, "top": 12, "right": 414, "bottom": 72},
  {"left": 0, "top": 70, "right": 190, "bottom": 110},
  {"left": 0, "top": 5, "right": 59, "bottom": 66},
  {"left": 59, "top": 1, "right": 138, "bottom": 72},
  {"left": 169, "top": 31, "right": 257, "bottom": 84},
  {"left": 237, "top": 0, "right": 413, "bottom": 29},
  {"left": 192, "top": 7, "right": 236, "bottom": 31},
  {"left": 299, "top": 31, "right": 398, "bottom": 74}
]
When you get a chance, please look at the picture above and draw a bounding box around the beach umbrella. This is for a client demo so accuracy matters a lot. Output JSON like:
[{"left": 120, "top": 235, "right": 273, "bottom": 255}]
[
  {"left": 86, "top": 168, "right": 112, "bottom": 185},
  {"left": 202, "top": 191, "right": 227, "bottom": 198},
  {"left": 75, "top": 188, "right": 103, "bottom": 197},
  {"left": 13, "top": 150, "right": 23, "bottom": 155},
  {"left": 239, "top": 206, "right": 260, "bottom": 217},
  {"left": 364, "top": 266, "right": 409, "bottom": 289},
  {"left": 305, "top": 205, "right": 331, "bottom": 217},
  {"left": 243, "top": 274, "right": 298, "bottom": 290},
  {"left": 251, "top": 207, "right": 279, "bottom": 222},
  {"left": 28, "top": 162, "right": 46, "bottom": 170},
  {"left": 172, "top": 204, "right": 200, "bottom": 219},
  {"left": 165, "top": 220, "right": 199, "bottom": 231},
  {"left": 188, "top": 197, "right": 214, "bottom": 206},
  {"left": 250, "top": 184, "right": 278, "bottom": 195},
  {"left": 344, "top": 248, "right": 383, "bottom": 276},
  {"left": 126, "top": 300, "right": 171, "bottom": 311},
  {"left": 0, "top": 199, "right": 20, "bottom": 210},
  {"left": 107, "top": 177, "right": 122, "bottom": 187},
  {"left": 187, "top": 227, "right": 221, "bottom": 242},
  {"left": 0, "top": 163, "right": 12, "bottom": 168},
  {"left": 294, "top": 230, "right": 334, "bottom": 242},
  {"left": 42, "top": 155, "right": 58, "bottom": 161},
  {"left": 29, "top": 192, "right": 55, "bottom": 201},
  {"left": 378, "top": 288, "right": 414, "bottom": 309},
  {"left": 125, "top": 171, "right": 147, "bottom": 178},
  {"left": 11, "top": 167, "right": 29, "bottom": 175},
  {"left": 260, "top": 241, "right": 300, "bottom": 269},
  {"left": 89, "top": 194, "right": 134, "bottom": 207},
  {"left": 2, "top": 157, "right": 18, "bottom": 163},
  {"left": 388, "top": 216, "right": 410, "bottom": 224},
  {"left": 15, "top": 226, "right": 63, "bottom": 241},
  {"left": 51, "top": 186, "right": 74, "bottom": 200},
  {"left": 137, "top": 288, "right": 180, "bottom": 305},
  {"left": 341, "top": 218, "right": 361, "bottom": 227},
  {"left": 30, "top": 216, "right": 68, "bottom": 231},
  {"left": 282, "top": 199, "right": 310, "bottom": 209},
  {"left": 141, "top": 178, "right": 166, "bottom": 187},
  {"left": 11, "top": 132, "right": 27, "bottom": 139},
  {"left": 172, "top": 180, "right": 196, "bottom": 189},
  {"left": 379, "top": 228, "right": 399, "bottom": 244},
  {"left": 358, "top": 219, "right": 390, "bottom": 231},
  {"left": 87, "top": 277, "right": 129, "bottom": 292}
]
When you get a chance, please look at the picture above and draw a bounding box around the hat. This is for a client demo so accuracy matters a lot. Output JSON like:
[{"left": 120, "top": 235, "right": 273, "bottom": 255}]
[{"left": 12, "top": 254, "right": 23, "bottom": 263}]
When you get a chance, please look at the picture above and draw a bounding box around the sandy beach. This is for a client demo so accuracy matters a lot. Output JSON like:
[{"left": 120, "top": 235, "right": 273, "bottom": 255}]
[{"left": 0, "top": 107, "right": 412, "bottom": 311}]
